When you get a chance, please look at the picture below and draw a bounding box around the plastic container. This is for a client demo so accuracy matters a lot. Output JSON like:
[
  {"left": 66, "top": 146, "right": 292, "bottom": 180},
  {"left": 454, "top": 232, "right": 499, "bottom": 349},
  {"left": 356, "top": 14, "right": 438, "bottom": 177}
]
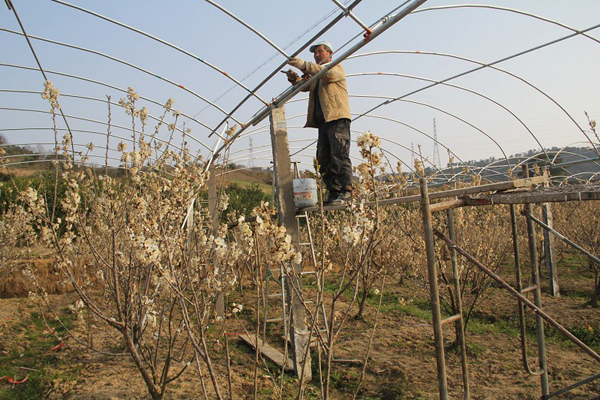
[{"left": 293, "top": 178, "right": 318, "bottom": 208}]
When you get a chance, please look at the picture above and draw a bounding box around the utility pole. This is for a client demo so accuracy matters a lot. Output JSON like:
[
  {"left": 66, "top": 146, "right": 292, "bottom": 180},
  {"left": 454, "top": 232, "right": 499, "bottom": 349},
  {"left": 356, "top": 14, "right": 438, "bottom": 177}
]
[
  {"left": 433, "top": 118, "right": 441, "bottom": 169},
  {"left": 249, "top": 137, "right": 254, "bottom": 168}
]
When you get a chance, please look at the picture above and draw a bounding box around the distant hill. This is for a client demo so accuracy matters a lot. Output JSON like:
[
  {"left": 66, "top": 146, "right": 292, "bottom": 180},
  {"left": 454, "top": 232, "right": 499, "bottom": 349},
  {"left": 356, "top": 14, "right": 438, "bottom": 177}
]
[{"left": 438, "top": 146, "right": 600, "bottom": 183}]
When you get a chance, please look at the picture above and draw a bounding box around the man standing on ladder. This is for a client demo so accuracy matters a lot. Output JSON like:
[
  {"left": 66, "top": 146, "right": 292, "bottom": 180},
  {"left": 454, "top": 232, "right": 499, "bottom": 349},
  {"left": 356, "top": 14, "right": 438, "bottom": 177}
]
[{"left": 285, "top": 41, "right": 353, "bottom": 205}]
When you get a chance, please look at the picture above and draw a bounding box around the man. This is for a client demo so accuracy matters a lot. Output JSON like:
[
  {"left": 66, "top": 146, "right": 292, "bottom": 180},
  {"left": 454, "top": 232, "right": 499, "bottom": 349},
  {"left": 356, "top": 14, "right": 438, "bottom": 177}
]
[{"left": 285, "top": 41, "right": 352, "bottom": 205}]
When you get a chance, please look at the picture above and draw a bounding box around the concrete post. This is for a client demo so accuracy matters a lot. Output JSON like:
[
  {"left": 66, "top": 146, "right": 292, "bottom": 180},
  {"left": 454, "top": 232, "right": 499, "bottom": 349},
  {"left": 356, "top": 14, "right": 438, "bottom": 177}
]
[{"left": 269, "top": 105, "right": 312, "bottom": 383}]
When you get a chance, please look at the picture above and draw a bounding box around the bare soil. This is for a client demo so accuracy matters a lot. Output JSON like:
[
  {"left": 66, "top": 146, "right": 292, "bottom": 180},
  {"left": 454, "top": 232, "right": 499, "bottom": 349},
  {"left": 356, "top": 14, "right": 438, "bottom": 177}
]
[{"left": 0, "top": 256, "right": 598, "bottom": 399}]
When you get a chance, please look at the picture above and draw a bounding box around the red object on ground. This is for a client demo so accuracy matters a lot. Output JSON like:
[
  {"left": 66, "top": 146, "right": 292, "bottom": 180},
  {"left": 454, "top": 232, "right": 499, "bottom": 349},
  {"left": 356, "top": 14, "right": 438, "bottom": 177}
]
[
  {"left": 49, "top": 342, "right": 66, "bottom": 351},
  {"left": 0, "top": 375, "right": 29, "bottom": 384}
]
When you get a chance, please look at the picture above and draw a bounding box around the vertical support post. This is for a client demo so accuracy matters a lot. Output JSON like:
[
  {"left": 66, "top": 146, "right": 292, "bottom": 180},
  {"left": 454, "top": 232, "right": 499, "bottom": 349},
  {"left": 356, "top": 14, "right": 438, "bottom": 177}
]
[
  {"left": 542, "top": 169, "right": 559, "bottom": 297},
  {"left": 209, "top": 163, "right": 225, "bottom": 318},
  {"left": 420, "top": 178, "right": 448, "bottom": 400},
  {"left": 511, "top": 204, "right": 529, "bottom": 371},
  {"left": 446, "top": 209, "right": 469, "bottom": 399},
  {"left": 523, "top": 165, "right": 549, "bottom": 396},
  {"left": 269, "top": 105, "right": 312, "bottom": 383}
]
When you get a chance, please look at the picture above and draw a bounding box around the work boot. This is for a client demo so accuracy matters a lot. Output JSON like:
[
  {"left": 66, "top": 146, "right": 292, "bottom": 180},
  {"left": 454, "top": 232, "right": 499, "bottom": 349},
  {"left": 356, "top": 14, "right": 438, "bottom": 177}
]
[
  {"left": 323, "top": 190, "right": 339, "bottom": 206},
  {"left": 328, "top": 191, "right": 351, "bottom": 206}
]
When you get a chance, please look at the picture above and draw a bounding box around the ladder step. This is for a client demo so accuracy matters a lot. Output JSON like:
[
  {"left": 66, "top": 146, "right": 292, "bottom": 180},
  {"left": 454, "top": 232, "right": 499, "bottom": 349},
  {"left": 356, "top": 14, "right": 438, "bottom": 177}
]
[
  {"left": 521, "top": 285, "right": 537, "bottom": 294},
  {"left": 441, "top": 314, "right": 461, "bottom": 325},
  {"left": 238, "top": 334, "right": 293, "bottom": 371},
  {"left": 266, "top": 317, "right": 284, "bottom": 323},
  {"left": 299, "top": 242, "right": 312, "bottom": 246},
  {"left": 267, "top": 293, "right": 283, "bottom": 298},
  {"left": 300, "top": 270, "right": 317, "bottom": 275}
]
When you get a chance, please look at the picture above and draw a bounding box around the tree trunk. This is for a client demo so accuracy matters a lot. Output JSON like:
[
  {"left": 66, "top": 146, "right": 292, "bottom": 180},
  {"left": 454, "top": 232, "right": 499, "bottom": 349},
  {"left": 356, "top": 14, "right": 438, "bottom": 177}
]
[
  {"left": 590, "top": 262, "right": 599, "bottom": 307},
  {"left": 357, "top": 289, "right": 368, "bottom": 319}
]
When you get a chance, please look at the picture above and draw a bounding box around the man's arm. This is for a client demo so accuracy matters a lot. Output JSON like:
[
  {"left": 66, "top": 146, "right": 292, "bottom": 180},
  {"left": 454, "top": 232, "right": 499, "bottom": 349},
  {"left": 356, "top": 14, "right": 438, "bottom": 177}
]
[{"left": 287, "top": 57, "right": 345, "bottom": 83}]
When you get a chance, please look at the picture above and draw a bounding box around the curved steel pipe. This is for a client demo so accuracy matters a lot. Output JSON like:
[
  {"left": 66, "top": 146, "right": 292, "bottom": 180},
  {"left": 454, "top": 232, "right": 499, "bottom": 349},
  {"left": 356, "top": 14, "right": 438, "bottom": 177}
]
[
  {"left": 0, "top": 64, "right": 214, "bottom": 138},
  {"left": 412, "top": 4, "right": 600, "bottom": 46},
  {"left": 348, "top": 21, "right": 600, "bottom": 157},
  {"left": 0, "top": 89, "right": 210, "bottom": 151},
  {"left": 0, "top": 127, "right": 185, "bottom": 154},
  {"left": 0, "top": 28, "right": 236, "bottom": 125},
  {"left": 51, "top": 0, "right": 268, "bottom": 106},
  {"left": 0, "top": 107, "right": 200, "bottom": 154},
  {"left": 351, "top": 90, "right": 511, "bottom": 166},
  {"left": 204, "top": 0, "right": 289, "bottom": 58},
  {"left": 348, "top": 51, "right": 590, "bottom": 154},
  {"left": 7, "top": 0, "right": 76, "bottom": 158}
]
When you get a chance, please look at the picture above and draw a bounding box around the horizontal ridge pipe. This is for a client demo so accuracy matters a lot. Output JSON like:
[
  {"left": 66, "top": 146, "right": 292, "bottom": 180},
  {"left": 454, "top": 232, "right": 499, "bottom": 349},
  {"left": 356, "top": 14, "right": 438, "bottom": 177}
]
[
  {"left": 331, "top": 0, "right": 372, "bottom": 33},
  {"left": 206, "top": 0, "right": 364, "bottom": 139},
  {"left": 433, "top": 228, "right": 600, "bottom": 364},
  {"left": 208, "top": 0, "right": 428, "bottom": 162},
  {"left": 269, "top": 0, "right": 429, "bottom": 116}
]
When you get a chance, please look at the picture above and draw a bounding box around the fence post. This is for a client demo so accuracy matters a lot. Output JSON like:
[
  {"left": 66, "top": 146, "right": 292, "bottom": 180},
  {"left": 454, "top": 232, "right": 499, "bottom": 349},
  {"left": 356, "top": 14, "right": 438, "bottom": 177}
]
[
  {"left": 523, "top": 165, "right": 549, "bottom": 396},
  {"left": 446, "top": 208, "right": 469, "bottom": 398},
  {"left": 542, "top": 169, "right": 559, "bottom": 296},
  {"left": 420, "top": 178, "right": 448, "bottom": 399}
]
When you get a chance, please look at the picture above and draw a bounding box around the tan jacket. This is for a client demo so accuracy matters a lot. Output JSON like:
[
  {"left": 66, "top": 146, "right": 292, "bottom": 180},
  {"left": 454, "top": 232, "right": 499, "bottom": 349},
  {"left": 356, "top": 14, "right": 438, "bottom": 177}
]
[{"left": 290, "top": 59, "right": 351, "bottom": 128}]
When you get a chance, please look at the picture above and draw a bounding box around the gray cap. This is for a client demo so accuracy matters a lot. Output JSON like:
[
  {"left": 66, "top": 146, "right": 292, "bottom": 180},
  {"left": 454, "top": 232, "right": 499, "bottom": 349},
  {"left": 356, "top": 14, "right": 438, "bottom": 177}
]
[{"left": 310, "top": 41, "right": 333, "bottom": 53}]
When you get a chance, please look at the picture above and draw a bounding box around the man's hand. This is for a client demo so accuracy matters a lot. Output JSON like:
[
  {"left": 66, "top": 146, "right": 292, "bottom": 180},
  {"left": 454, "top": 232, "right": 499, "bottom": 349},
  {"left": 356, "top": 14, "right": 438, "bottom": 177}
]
[
  {"left": 283, "top": 69, "right": 299, "bottom": 84},
  {"left": 287, "top": 57, "right": 305, "bottom": 71}
]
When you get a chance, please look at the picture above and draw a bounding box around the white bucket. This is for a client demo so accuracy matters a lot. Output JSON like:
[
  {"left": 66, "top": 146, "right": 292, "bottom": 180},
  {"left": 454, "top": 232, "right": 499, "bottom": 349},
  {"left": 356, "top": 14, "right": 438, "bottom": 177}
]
[{"left": 293, "top": 178, "right": 318, "bottom": 208}]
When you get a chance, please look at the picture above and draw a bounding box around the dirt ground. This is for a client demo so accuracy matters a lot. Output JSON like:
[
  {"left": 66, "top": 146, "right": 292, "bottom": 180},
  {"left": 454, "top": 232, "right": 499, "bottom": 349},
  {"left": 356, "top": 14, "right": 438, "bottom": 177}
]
[{"left": 1, "top": 257, "right": 599, "bottom": 399}]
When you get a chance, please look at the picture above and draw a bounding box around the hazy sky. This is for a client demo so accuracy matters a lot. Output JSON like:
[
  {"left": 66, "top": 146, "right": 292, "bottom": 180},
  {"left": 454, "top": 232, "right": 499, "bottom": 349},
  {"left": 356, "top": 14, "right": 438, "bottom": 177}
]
[{"left": 2, "top": 0, "right": 599, "bottom": 171}]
